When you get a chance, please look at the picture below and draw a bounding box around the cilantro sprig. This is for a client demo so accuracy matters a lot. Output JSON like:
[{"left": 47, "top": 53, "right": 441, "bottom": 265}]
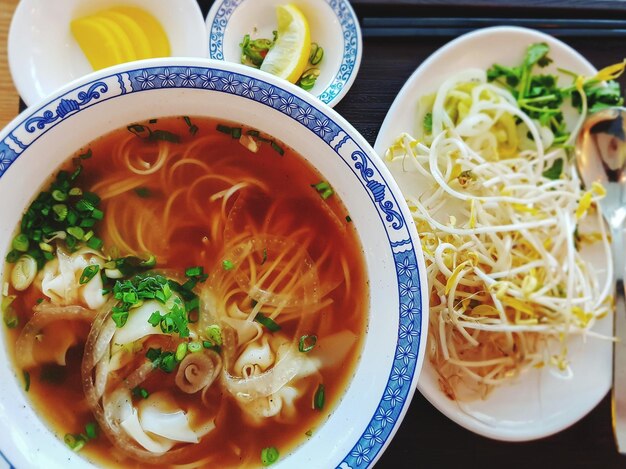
[{"left": 487, "top": 42, "right": 624, "bottom": 147}]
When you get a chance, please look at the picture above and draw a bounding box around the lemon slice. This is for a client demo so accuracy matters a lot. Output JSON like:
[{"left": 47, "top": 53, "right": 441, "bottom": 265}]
[
  {"left": 70, "top": 17, "right": 125, "bottom": 70},
  {"left": 260, "top": 4, "right": 311, "bottom": 84},
  {"left": 109, "top": 6, "right": 171, "bottom": 57},
  {"left": 99, "top": 10, "right": 152, "bottom": 60}
]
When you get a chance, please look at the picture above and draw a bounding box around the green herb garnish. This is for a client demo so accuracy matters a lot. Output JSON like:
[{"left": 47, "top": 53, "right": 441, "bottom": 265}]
[
  {"left": 79, "top": 264, "right": 100, "bottom": 285},
  {"left": 298, "top": 334, "right": 317, "bottom": 353},
  {"left": 261, "top": 446, "right": 280, "bottom": 466},
  {"left": 254, "top": 313, "right": 281, "bottom": 332},
  {"left": 313, "top": 383, "right": 325, "bottom": 410},
  {"left": 312, "top": 181, "right": 334, "bottom": 200}
]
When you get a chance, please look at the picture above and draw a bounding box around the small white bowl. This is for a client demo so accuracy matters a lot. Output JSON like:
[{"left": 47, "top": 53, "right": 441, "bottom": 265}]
[
  {"left": 8, "top": 0, "right": 208, "bottom": 106},
  {"left": 205, "top": 0, "right": 362, "bottom": 107},
  {"left": 0, "top": 58, "right": 427, "bottom": 468}
]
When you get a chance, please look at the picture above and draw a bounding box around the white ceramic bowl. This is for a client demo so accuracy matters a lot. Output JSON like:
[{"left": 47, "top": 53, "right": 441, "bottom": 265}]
[
  {"left": 0, "top": 58, "right": 427, "bottom": 468},
  {"left": 8, "top": 0, "right": 207, "bottom": 106},
  {"left": 375, "top": 26, "right": 610, "bottom": 441},
  {"left": 205, "top": 0, "right": 362, "bottom": 107}
]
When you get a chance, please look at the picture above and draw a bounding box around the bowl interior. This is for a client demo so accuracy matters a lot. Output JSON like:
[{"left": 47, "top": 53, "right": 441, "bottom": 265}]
[
  {"left": 0, "top": 59, "right": 426, "bottom": 468},
  {"left": 8, "top": 0, "right": 208, "bottom": 106}
]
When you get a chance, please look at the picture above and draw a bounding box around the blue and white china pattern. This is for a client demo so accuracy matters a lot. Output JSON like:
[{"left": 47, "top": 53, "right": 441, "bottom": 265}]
[
  {"left": 0, "top": 64, "right": 423, "bottom": 468},
  {"left": 207, "top": 0, "right": 361, "bottom": 107}
]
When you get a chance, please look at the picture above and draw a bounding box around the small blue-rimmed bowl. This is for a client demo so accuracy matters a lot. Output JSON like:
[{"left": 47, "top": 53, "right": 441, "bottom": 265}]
[
  {"left": 0, "top": 58, "right": 426, "bottom": 468},
  {"left": 205, "top": 0, "right": 363, "bottom": 107}
]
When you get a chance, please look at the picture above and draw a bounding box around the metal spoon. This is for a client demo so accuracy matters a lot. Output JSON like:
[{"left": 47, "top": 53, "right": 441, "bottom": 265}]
[{"left": 575, "top": 106, "right": 626, "bottom": 453}]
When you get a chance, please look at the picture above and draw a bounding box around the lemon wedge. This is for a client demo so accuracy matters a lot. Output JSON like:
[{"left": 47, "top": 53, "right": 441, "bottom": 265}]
[
  {"left": 260, "top": 4, "right": 311, "bottom": 84},
  {"left": 109, "top": 6, "right": 171, "bottom": 57}
]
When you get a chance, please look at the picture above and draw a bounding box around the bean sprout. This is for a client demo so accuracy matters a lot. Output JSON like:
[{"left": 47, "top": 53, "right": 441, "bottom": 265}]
[{"left": 385, "top": 69, "right": 612, "bottom": 401}]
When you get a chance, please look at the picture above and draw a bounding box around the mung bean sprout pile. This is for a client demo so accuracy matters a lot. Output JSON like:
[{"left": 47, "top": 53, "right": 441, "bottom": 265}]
[{"left": 385, "top": 45, "right": 625, "bottom": 401}]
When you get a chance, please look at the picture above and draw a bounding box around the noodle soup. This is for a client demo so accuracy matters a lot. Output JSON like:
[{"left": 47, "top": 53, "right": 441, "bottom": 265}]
[{"left": 3, "top": 116, "right": 368, "bottom": 467}]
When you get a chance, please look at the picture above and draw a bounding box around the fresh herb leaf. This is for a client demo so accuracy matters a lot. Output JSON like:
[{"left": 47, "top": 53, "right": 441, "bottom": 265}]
[
  {"left": 423, "top": 112, "right": 433, "bottom": 133},
  {"left": 542, "top": 158, "right": 564, "bottom": 180}
]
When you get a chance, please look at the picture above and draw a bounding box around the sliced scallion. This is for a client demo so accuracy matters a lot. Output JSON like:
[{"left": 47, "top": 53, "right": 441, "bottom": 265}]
[
  {"left": 313, "top": 383, "right": 325, "bottom": 410},
  {"left": 79, "top": 264, "right": 99, "bottom": 285},
  {"left": 261, "top": 446, "right": 280, "bottom": 466},
  {"left": 298, "top": 334, "right": 317, "bottom": 353},
  {"left": 254, "top": 313, "right": 281, "bottom": 332}
]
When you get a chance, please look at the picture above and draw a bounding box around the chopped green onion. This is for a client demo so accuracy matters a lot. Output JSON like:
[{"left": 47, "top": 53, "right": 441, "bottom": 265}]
[
  {"left": 52, "top": 189, "right": 68, "bottom": 202},
  {"left": 309, "top": 43, "right": 324, "bottom": 65},
  {"left": 222, "top": 259, "right": 234, "bottom": 271},
  {"left": 111, "top": 309, "right": 129, "bottom": 328},
  {"left": 217, "top": 124, "right": 242, "bottom": 139},
  {"left": 132, "top": 386, "right": 150, "bottom": 399},
  {"left": 183, "top": 116, "right": 199, "bottom": 135},
  {"left": 69, "top": 187, "right": 83, "bottom": 196},
  {"left": 185, "top": 266, "right": 203, "bottom": 277},
  {"left": 312, "top": 181, "right": 334, "bottom": 200},
  {"left": 261, "top": 248, "right": 267, "bottom": 265},
  {"left": 79, "top": 264, "right": 100, "bottom": 284},
  {"left": 313, "top": 383, "right": 325, "bottom": 410},
  {"left": 85, "top": 422, "right": 98, "bottom": 440},
  {"left": 6, "top": 250, "right": 20, "bottom": 263},
  {"left": 188, "top": 341, "right": 202, "bottom": 353},
  {"left": 134, "top": 187, "right": 152, "bottom": 198},
  {"left": 254, "top": 313, "right": 281, "bottom": 332},
  {"left": 261, "top": 446, "right": 280, "bottom": 466},
  {"left": 87, "top": 236, "right": 103, "bottom": 250},
  {"left": 175, "top": 342, "right": 188, "bottom": 361},
  {"left": 146, "top": 347, "right": 162, "bottom": 363},
  {"left": 78, "top": 149, "right": 92, "bottom": 160},
  {"left": 52, "top": 204, "right": 69, "bottom": 221},
  {"left": 64, "top": 434, "right": 86, "bottom": 452},
  {"left": 23, "top": 370, "right": 30, "bottom": 392},
  {"left": 38, "top": 242, "right": 53, "bottom": 252},
  {"left": 270, "top": 141, "right": 285, "bottom": 156},
  {"left": 298, "top": 334, "right": 317, "bottom": 353},
  {"left": 346, "top": 215, "right": 352, "bottom": 222},
  {"left": 148, "top": 311, "right": 162, "bottom": 327},
  {"left": 305, "top": 429, "right": 313, "bottom": 437},
  {"left": 91, "top": 208, "right": 104, "bottom": 220},
  {"left": 12, "top": 234, "right": 29, "bottom": 252},
  {"left": 206, "top": 324, "right": 223, "bottom": 346},
  {"left": 75, "top": 198, "right": 94, "bottom": 212},
  {"left": 159, "top": 352, "right": 177, "bottom": 373}
]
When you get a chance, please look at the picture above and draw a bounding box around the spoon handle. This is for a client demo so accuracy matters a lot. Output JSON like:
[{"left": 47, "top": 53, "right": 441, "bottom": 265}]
[{"left": 611, "top": 225, "right": 626, "bottom": 453}]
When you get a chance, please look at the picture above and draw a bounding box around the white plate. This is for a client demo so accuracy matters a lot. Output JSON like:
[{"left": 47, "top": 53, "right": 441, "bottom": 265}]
[
  {"left": 205, "top": 0, "right": 362, "bottom": 107},
  {"left": 0, "top": 57, "right": 427, "bottom": 467},
  {"left": 8, "top": 0, "right": 208, "bottom": 106},
  {"left": 374, "top": 26, "right": 612, "bottom": 441}
]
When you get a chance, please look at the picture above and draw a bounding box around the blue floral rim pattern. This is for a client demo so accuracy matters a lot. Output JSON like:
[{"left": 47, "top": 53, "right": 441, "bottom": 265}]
[
  {"left": 207, "top": 0, "right": 361, "bottom": 106},
  {"left": 0, "top": 64, "right": 423, "bottom": 469}
]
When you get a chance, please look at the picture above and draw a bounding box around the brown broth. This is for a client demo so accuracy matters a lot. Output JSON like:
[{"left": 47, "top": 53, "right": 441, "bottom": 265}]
[{"left": 5, "top": 116, "right": 368, "bottom": 468}]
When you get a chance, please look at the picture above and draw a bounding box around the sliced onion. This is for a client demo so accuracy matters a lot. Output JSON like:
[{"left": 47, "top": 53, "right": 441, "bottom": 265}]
[{"left": 16, "top": 303, "right": 95, "bottom": 369}]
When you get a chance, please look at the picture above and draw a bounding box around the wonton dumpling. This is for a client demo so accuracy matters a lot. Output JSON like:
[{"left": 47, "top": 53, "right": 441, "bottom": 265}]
[
  {"left": 40, "top": 247, "right": 106, "bottom": 309},
  {"left": 231, "top": 334, "right": 320, "bottom": 424},
  {"left": 112, "top": 300, "right": 169, "bottom": 346}
]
